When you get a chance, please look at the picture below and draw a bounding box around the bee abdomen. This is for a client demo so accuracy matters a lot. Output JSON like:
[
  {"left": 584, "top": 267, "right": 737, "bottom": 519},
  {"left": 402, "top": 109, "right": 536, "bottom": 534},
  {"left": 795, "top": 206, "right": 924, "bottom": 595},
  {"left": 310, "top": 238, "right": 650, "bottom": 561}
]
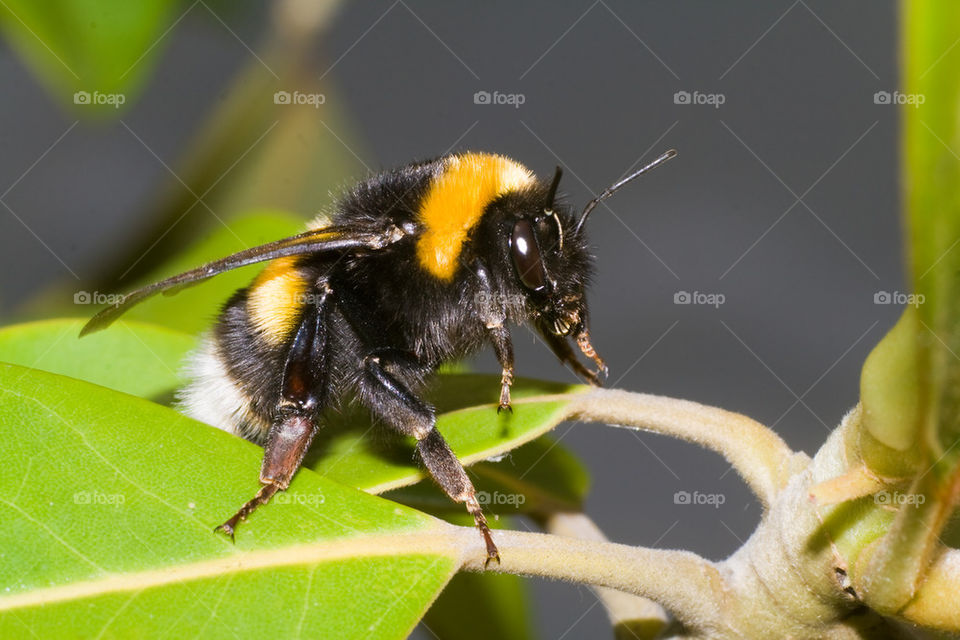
[{"left": 175, "top": 334, "right": 272, "bottom": 443}]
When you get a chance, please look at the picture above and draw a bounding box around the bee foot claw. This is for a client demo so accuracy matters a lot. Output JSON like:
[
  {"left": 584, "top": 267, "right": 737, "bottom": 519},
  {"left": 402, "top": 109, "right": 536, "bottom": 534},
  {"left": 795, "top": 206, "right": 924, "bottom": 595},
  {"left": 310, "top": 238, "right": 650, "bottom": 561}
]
[
  {"left": 478, "top": 525, "right": 500, "bottom": 568},
  {"left": 214, "top": 522, "right": 236, "bottom": 542}
]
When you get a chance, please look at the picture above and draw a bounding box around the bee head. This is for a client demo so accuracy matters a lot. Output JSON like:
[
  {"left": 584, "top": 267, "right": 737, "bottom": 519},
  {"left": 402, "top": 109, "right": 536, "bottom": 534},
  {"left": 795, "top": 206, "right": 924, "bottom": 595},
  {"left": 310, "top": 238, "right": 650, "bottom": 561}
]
[
  {"left": 477, "top": 150, "right": 676, "bottom": 338},
  {"left": 503, "top": 167, "right": 591, "bottom": 337}
]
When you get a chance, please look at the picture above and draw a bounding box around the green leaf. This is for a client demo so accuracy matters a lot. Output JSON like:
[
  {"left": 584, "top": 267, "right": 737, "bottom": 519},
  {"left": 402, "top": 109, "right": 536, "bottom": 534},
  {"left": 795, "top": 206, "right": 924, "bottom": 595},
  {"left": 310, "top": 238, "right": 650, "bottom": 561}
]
[
  {"left": 385, "top": 436, "right": 589, "bottom": 516},
  {"left": 0, "top": 0, "right": 182, "bottom": 114},
  {"left": 0, "top": 318, "right": 195, "bottom": 400},
  {"left": 422, "top": 572, "right": 534, "bottom": 640},
  {"left": 422, "top": 565, "right": 534, "bottom": 640},
  {"left": 850, "top": 2, "right": 960, "bottom": 613},
  {"left": 900, "top": 0, "right": 960, "bottom": 475},
  {"left": 858, "top": 308, "right": 925, "bottom": 476},
  {"left": 0, "top": 363, "right": 458, "bottom": 639},
  {"left": 305, "top": 375, "right": 587, "bottom": 495}
]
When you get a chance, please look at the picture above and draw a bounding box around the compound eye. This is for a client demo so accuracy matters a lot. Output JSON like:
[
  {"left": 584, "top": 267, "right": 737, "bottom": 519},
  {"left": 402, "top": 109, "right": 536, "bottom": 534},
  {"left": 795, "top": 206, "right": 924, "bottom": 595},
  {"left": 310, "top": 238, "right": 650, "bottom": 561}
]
[{"left": 511, "top": 218, "right": 547, "bottom": 291}]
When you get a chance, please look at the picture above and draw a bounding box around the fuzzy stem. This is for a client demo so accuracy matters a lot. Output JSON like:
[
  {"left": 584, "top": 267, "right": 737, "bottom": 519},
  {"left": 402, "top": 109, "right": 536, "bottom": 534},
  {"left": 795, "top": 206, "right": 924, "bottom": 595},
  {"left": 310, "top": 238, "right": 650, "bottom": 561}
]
[
  {"left": 456, "top": 525, "right": 733, "bottom": 635},
  {"left": 543, "top": 512, "right": 671, "bottom": 638},
  {"left": 568, "top": 389, "right": 804, "bottom": 507},
  {"left": 808, "top": 464, "right": 891, "bottom": 505}
]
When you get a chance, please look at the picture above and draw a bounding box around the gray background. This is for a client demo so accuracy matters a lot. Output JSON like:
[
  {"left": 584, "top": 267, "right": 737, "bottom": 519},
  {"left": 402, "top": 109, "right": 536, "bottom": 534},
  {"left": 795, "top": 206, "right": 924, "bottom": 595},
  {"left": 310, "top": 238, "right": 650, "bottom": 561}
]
[{"left": 0, "top": 1, "right": 903, "bottom": 637}]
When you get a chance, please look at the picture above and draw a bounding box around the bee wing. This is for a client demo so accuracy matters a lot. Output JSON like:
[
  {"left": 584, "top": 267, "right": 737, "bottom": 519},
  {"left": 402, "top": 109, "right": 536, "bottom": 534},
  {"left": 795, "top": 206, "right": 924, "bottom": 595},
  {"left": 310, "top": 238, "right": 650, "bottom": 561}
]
[{"left": 79, "top": 222, "right": 407, "bottom": 336}]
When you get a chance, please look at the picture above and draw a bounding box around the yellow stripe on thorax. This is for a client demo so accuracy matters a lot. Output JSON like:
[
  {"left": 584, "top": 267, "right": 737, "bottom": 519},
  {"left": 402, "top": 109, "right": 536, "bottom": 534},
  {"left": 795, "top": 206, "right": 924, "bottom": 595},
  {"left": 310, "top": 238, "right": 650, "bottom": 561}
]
[
  {"left": 417, "top": 153, "right": 535, "bottom": 280},
  {"left": 247, "top": 256, "right": 310, "bottom": 344}
]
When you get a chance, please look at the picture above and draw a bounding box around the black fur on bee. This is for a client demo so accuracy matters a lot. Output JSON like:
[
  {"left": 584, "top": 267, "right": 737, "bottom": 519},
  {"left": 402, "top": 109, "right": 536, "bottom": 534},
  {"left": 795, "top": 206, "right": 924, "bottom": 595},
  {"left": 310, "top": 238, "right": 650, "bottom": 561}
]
[{"left": 81, "top": 149, "right": 676, "bottom": 564}]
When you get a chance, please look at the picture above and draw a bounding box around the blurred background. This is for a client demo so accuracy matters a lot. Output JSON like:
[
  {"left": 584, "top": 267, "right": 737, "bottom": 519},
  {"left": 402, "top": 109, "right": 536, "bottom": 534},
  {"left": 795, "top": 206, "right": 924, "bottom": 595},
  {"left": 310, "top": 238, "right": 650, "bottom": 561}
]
[{"left": 0, "top": 1, "right": 903, "bottom": 637}]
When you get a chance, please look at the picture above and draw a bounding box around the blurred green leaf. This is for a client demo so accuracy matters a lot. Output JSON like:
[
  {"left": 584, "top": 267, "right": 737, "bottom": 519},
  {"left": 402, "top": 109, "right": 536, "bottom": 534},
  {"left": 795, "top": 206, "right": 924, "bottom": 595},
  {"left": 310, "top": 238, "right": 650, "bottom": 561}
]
[
  {"left": 86, "top": 33, "right": 366, "bottom": 287},
  {"left": 422, "top": 566, "right": 534, "bottom": 640},
  {"left": 900, "top": 0, "right": 960, "bottom": 472},
  {"left": 386, "top": 436, "right": 589, "bottom": 516},
  {"left": 24, "top": 210, "right": 305, "bottom": 332},
  {"left": 0, "top": 317, "right": 194, "bottom": 400},
  {"left": 0, "top": 0, "right": 182, "bottom": 114},
  {"left": 419, "top": 513, "right": 534, "bottom": 640},
  {"left": 0, "top": 362, "right": 457, "bottom": 639},
  {"left": 307, "top": 375, "right": 586, "bottom": 495},
  {"left": 852, "top": 0, "right": 960, "bottom": 612},
  {"left": 859, "top": 308, "right": 925, "bottom": 476}
]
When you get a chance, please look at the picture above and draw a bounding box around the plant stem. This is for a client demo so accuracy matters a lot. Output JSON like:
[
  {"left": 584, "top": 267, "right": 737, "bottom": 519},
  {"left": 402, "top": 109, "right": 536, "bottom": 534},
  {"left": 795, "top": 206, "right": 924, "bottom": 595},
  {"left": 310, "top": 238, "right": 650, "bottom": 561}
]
[
  {"left": 568, "top": 389, "right": 805, "bottom": 507},
  {"left": 543, "top": 512, "right": 671, "bottom": 639},
  {"left": 457, "top": 526, "right": 732, "bottom": 636}
]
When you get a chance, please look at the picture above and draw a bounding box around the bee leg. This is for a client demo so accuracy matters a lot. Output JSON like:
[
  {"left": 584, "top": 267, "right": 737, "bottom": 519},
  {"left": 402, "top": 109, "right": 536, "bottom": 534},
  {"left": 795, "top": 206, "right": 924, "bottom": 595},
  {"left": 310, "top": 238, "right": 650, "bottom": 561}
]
[
  {"left": 215, "top": 470, "right": 282, "bottom": 539},
  {"left": 575, "top": 327, "right": 608, "bottom": 379},
  {"left": 361, "top": 354, "right": 500, "bottom": 566},
  {"left": 472, "top": 259, "right": 515, "bottom": 412},
  {"left": 215, "top": 413, "right": 319, "bottom": 539},
  {"left": 537, "top": 324, "right": 606, "bottom": 386},
  {"left": 217, "top": 292, "right": 328, "bottom": 539},
  {"left": 486, "top": 324, "right": 515, "bottom": 413}
]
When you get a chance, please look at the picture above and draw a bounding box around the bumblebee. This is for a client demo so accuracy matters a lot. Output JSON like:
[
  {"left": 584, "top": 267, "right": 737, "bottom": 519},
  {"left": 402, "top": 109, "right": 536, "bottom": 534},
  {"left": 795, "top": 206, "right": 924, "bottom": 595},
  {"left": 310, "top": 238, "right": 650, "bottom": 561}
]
[{"left": 81, "top": 149, "right": 676, "bottom": 564}]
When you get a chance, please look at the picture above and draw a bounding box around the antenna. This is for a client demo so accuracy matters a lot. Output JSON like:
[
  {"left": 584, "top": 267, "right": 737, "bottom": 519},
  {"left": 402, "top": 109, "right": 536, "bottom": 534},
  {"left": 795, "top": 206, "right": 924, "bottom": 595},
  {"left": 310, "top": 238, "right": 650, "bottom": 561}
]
[
  {"left": 545, "top": 165, "right": 563, "bottom": 210},
  {"left": 574, "top": 149, "right": 677, "bottom": 234}
]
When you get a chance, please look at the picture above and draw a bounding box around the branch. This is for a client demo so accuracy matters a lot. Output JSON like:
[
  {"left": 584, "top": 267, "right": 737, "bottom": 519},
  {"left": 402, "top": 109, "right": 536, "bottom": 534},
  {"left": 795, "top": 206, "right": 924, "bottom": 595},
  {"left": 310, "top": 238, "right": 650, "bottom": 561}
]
[
  {"left": 808, "top": 464, "right": 890, "bottom": 505},
  {"left": 567, "top": 389, "right": 804, "bottom": 507},
  {"left": 543, "top": 512, "right": 671, "bottom": 639},
  {"left": 455, "top": 525, "right": 733, "bottom": 636}
]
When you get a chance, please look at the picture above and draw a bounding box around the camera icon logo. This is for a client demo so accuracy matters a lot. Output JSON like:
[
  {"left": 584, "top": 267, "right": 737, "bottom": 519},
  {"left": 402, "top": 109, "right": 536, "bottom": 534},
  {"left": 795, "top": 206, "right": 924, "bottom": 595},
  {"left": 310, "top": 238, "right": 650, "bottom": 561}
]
[
  {"left": 73, "top": 91, "right": 91, "bottom": 105},
  {"left": 273, "top": 90, "right": 291, "bottom": 105},
  {"left": 873, "top": 291, "right": 892, "bottom": 304},
  {"left": 673, "top": 91, "right": 691, "bottom": 105},
  {"left": 874, "top": 91, "right": 892, "bottom": 104},
  {"left": 674, "top": 490, "right": 691, "bottom": 504},
  {"left": 674, "top": 291, "right": 691, "bottom": 304},
  {"left": 474, "top": 90, "right": 492, "bottom": 105},
  {"left": 74, "top": 291, "right": 91, "bottom": 304}
]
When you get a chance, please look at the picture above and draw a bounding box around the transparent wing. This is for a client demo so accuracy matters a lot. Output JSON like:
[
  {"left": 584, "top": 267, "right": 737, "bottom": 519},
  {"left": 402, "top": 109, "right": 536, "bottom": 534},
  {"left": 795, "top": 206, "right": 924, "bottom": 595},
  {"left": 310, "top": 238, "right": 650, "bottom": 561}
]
[{"left": 80, "top": 223, "right": 406, "bottom": 336}]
